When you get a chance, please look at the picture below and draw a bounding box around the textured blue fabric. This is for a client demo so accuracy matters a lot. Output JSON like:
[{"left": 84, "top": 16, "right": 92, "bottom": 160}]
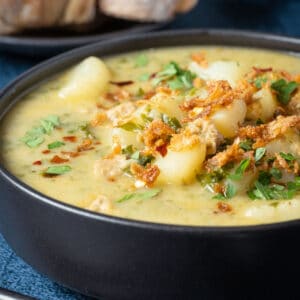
[{"left": 1, "top": 0, "right": 300, "bottom": 299}]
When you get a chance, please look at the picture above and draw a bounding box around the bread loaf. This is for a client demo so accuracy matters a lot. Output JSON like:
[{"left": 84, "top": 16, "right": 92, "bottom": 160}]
[{"left": 0, "top": 0, "right": 198, "bottom": 34}]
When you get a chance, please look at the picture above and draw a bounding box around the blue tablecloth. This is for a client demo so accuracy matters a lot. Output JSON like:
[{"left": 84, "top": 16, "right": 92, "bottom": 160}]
[{"left": 1, "top": 0, "right": 300, "bottom": 299}]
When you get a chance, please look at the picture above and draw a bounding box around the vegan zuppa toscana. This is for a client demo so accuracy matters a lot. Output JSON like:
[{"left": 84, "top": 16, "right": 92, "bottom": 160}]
[{"left": 2, "top": 47, "right": 300, "bottom": 226}]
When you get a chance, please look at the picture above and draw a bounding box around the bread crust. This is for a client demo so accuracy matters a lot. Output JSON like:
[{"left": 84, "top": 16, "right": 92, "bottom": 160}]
[
  {"left": 99, "top": 0, "right": 179, "bottom": 22},
  {"left": 0, "top": 0, "right": 198, "bottom": 34}
]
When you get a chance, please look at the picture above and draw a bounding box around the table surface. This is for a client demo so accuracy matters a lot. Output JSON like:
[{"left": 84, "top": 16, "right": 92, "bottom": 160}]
[{"left": 1, "top": 0, "right": 300, "bottom": 299}]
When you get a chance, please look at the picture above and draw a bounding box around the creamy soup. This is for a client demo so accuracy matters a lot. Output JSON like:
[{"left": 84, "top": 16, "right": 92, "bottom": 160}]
[{"left": 2, "top": 46, "right": 300, "bottom": 226}]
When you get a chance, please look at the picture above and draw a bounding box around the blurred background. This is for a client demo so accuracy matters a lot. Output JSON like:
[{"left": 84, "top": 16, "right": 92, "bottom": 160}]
[
  {"left": 0, "top": 0, "right": 300, "bottom": 299},
  {"left": 1, "top": 0, "right": 300, "bottom": 88}
]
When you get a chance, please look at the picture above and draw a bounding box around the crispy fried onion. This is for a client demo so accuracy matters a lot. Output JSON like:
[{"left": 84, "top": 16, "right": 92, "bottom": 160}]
[
  {"left": 143, "top": 120, "right": 175, "bottom": 151},
  {"left": 205, "top": 139, "right": 255, "bottom": 171},
  {"left": 181, "top": 80, "right": 254, "bottom": 121},
  {"left": 238, "top": 115, "right": 300, "bottom": 148},
  {"left": 130, "top": 162, "right": 160, "bottom": 187}
]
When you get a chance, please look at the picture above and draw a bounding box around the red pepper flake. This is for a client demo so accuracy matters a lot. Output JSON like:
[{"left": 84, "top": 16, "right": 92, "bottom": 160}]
[
  {"left": 217, "top": 202, "right": 233, "bottom": 213},
  {"left": 252, "top": 67, "right": 273, "bottom": 73},
  {"left": 61, "top": 151, "right": 80, "bottom": 158},
  {"left": 33, "top": 160, "right": 42, "bottom": 165},
  {"left": 110, "top": 80, "right": 134, "bottom": 86},
  {"left": 50, "top": 155, "right": 69, "bottom": 164},
  {"left": 42, "top": 150, "right": 50, "bottom": 154},
  {"left": 156, "top": 144, "right": 168, "bottom": 157},
  {"left": 63, "top": 136, "right": 77, "bottom": 143}
]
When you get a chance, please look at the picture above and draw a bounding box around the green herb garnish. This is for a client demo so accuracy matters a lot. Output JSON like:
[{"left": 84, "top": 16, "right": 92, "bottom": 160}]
[
  {"left": 161, "top": 114, "right": 182, "bottom": 131},
  {"left": 239, "top": 139, "right": 253, "bottom": 151},
  {"left": 255, "top": 147, "right": 266, "bottom": 162},
  {"left": 45, "top": 165, "right": 71, "bottom": 175},
  {"left": 197, "top": 168, "right": 228, "bottom": 186},
  {"left": 228, "top": 159, "right": 250, "bottom": 180},
  {"left": 247, "top": 167, "right": 300, "bottom": 200},
  {"left": 116, "top": 188, "right": 162, "bottom": 203},
  {"left": 254, "top": 77, "right": 267, "bottom": 89},
  {"left": 279, "top": 152, "right": 296, "bottom": 162},
  {"left": 270, "top": 167, "right": 282, "bottom": 180},
  {"left": 122, "top": 145, "right": 135, "bottom": 158},
  {"left": 48, "top": 141, "right": 65, "bottom": 149},
  {"left": 153, "top": 61, "right": 196, "bottom": 90},
  {"left": 119, "top": 122, "right": 143, "bottom": 132},
  {"left": 213, "top": 183, "right": 236, "bottom": 200},
  {"left": 139, "top": 73, "right": 150, "bottom": 81},
  {"left": 21, "top": 115, "right": 60, "bottom": 148},
  {"left": 79, "top": 123, "right": 95, "bottom": 139},
  {"left": 255, "top": 118, "right": 264, "bottom": 125},
  {"left": 135, "top": 54, "right": 149, "bottom": 67},
  {"left": 271, "top": 79, "right": 298, "bottom": 105}
]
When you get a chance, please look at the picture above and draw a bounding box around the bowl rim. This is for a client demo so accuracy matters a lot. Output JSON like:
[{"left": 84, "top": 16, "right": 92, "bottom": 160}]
[{"left": 1, "top": 28, "right": 300, "bottom": 233}]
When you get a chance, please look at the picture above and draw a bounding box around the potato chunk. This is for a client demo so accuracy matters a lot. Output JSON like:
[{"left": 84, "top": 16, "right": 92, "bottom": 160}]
[
  {"left": 59, "top": 56, "right": 111, "bottom": 102},
  {"left": 111, "top": 128, "right": 143, "bottom": 149},
  {"left": 211, "top": 99, "right": 247, "bottom": 138},
  {"left": 189, "top": 60, "right": 241, "bottom": 88},
  {"left": 156, "top": 135, "right": 206, "bottom": 185},
  {"left": 247, "top": 88, "right": 278, "bottom": 122},
  {"left": 148, "top": 93, "right": 183, "bottom": 119}
]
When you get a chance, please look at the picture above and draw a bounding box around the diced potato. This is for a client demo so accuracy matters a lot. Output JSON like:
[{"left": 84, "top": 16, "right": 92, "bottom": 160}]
[
  {"left": 59, "top": 56, "right": 111, "bottom": 102},
  {"left": 225, "top": 171, "right": 257, "bottom": 195},
  {"left": 111, "top": 128, "right": 143, "bottom": 149},
  {"left": 155, "top": 138, "right": 206, "bottom": 185},
  {"left": 189, "top": 60, "right": 241, "bottom": 88},
  {"left": 247, "top": 88, "right": 278, "bottom": 122},
  {"left": 266, "top": 129, "right": 300, "bottom": 156},
  {"left": 149, "top": 93, "right": 184, "bottom": 120},
  {"left": 211, "top": 99, "right": 247, "bottom": 138}
]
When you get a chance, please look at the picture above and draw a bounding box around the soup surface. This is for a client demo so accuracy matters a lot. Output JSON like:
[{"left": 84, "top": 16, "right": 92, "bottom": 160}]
[{"left": 2, "top": 46, "right": 300, "bottom": 226}]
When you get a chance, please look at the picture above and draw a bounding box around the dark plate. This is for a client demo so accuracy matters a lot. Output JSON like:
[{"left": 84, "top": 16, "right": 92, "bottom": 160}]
[
  {"left": 1, "top": 30, "right": 300, "bottom": 300},
  {"left": 0, "top": 19, "right": 167, "bottom": 57}
]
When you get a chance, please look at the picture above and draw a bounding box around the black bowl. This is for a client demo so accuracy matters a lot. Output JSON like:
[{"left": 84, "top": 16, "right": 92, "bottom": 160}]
[{"left": 1, "top": 30, "right": 300, "bottom": 300}]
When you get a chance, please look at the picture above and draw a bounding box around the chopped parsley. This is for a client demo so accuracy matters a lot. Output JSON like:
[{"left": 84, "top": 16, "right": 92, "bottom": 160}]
[
  {"left": 153, "top": 61, "right": 196, "bottom": 90},
  {"left": 79, "top": 123, "right": 95, "bottom": 139},
  {"left": 122, "top": 145, "right": 135, "bottom": 158},
  {"left": 197, "top": 168, "right": 228, "bottom": 186},
  {"left": 255, "top": 118, "right": 264, "bottom": 125},
  {"left": 248, "top": 167, "right": 300, "bottom": 200},
  {"left": 254, "top": 77, "right": 267, "bottom": 89},
  {"left": 254, "top": 147, "right": 266, "bottom": 162},
  {"left": 21, "top": 115, "right": 60, "bottom": 148},
  {"left": 161, "top": 114, "right": 182, "bottom": 131},
  {"left": 119, "top": 122, "right": 143, "bottom": 132},
  {"left": 122, "top": 146, "right": 154, "bottom": 166},
  {"left": 270, "top": 167, "right": 282, "bottom": 180},
  {"left": 279, "top": 152, "right": 296, "bottom": 162},
  {"left": 228, "top": 159, "right": 250, "bottom": 180},
  {"left": 239, "top": 139, "right": 253, "bottom": 151},
  {"left": 271, "top": 79, "right": 298, "bottom": 105},
  {"left": 213, "top": 183, "right": 236, "bottom": 200},
  {"left": 139, "top": 73, "right": 150, "bottom": 81},
  {"left": 48, "top": 141, "right": 65, "bottom": 149},
  {"left": 116, "top": 188, "right": 162, "bottom": 203},
  {"left": 45, "top": 165, "right": 71, "bottom": 175},
  {"left": 132, "top": 151, "right": 154, "bottom": 166},
  {"left": 135, "top": 54, "right": 149, "bottom": 67}
]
